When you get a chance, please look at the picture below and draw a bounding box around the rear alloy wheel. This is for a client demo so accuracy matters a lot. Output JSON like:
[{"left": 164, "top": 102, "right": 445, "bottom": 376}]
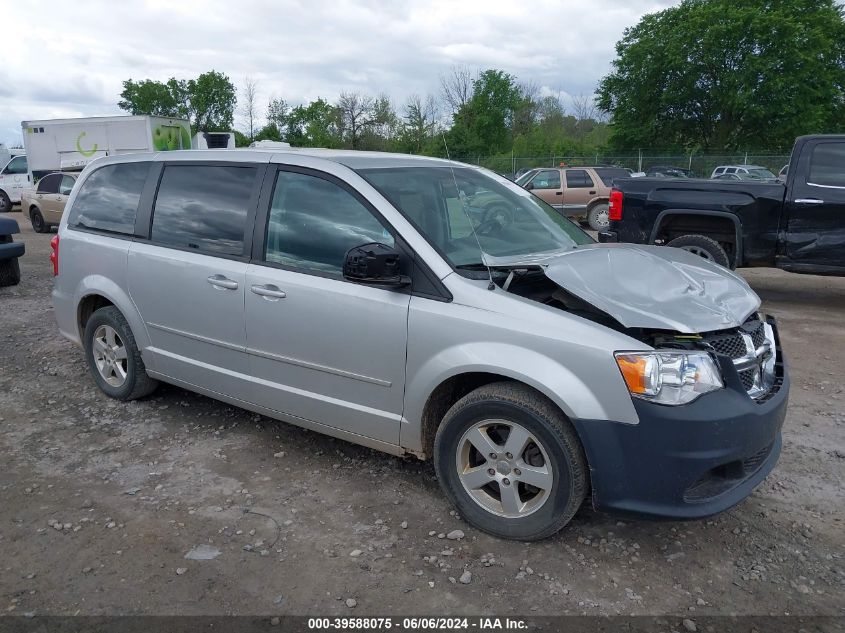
[
  {"left": 587, "top": 203, "right": 609, "bottom": 231},
  {"left": 84, "top": 306, "right": 158, "bottom": 400},
  {"left": 434, "top": 382, "right": 587, "bottom": 541},
  {"left": 30, "top": 209, "right": 47, "bottom": 233},
  {"left": 666, "top": 234, "right": 731, "bottom": 268}
]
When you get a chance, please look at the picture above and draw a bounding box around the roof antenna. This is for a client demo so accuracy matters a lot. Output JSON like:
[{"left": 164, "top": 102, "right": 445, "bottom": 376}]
[{"left": 441, "top": 133, "right": 496, "bottom": 291}]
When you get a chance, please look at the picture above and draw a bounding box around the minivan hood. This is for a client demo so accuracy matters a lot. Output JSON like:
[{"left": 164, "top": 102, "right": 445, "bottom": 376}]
[{"left": 532, "top": 243, "right": 759, "bottom": 333}]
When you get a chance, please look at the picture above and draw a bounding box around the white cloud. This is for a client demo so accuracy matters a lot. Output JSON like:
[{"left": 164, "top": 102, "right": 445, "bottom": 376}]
[{"left": 0, "top": 0, "right": 674, "bottom": 145}]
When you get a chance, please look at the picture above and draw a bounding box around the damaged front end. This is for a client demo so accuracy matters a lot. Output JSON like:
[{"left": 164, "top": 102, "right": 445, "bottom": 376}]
[{"left": 488, "top": 243, "right": 782, "bottom": 402}]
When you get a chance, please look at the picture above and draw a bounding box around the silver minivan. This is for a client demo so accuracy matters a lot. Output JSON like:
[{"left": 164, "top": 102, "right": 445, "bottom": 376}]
[{"left": 51, "top": 150, "right": 789, "bottom": 540}]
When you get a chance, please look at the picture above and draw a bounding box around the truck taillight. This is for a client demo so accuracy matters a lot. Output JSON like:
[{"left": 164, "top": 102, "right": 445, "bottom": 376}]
[
  {"left": 50, "top": 235, "right": 59, "bottom": 276},
  {"left": 609, "top": 189, "right": 623, "bottom": 221}
]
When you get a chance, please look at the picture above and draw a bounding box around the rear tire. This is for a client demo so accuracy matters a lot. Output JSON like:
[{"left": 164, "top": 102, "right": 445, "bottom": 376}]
[
  {"left": 587, "top": 203, "right": 609, "bottom": 231},
  {"left": 0, "top": 191, "right": 11, "bottom": 213},
  {"left": 433, "top": 381, "right": 587, "bottom": 541},
  {"left": 30, "top": 209, "right": 47, "bottom": 233},
  {"left": 83, "top": 306, "right": 158, "bottom": 401},
  {"left": 666, "top": 234, "right": 731, "bottom": 268},
  {"left": 0, "top": 258, "right": 20, "bottom": 287}
]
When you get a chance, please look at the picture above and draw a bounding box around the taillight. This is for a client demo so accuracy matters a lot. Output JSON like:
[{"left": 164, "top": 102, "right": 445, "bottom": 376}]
[
  {"left": 50, "top": 235, "right": 59, "bottom": 276},
  {"left": 608, "top": 189, "right": 623, "bottom": 221}
]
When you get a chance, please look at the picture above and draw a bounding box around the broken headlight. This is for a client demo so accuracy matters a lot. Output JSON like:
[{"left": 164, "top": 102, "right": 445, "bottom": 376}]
[{"left": 614, "top": 350, "right": 723, "bottom": 405}]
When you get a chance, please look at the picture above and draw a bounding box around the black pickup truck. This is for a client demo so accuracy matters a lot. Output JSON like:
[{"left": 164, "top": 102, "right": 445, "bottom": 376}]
[{"left": 599, "top": 135, "right": 845, "bottom": 275}]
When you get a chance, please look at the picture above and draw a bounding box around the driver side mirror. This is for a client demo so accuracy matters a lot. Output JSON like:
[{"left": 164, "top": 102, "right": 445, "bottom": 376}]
[{"left": 343, "top": 242, "right": 410, "bottom": 287}]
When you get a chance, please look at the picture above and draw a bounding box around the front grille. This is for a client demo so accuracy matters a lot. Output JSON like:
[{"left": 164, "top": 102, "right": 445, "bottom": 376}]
[{"left": 700, "top": 319, "right": 775, "bottom": 399}]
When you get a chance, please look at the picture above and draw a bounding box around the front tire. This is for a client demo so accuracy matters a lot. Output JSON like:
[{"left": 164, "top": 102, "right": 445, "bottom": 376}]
[
  {"left": 83, "top": 306, "right": 158, "bottom": 401},
  {"left": 587, "top": 203, "right": 609, "bottom": 231},
  {"left": 0, "top": 191, "right": 11, "bottom": 213},
  {"left": 433, "top": 382, "right": 588, "bottom": 541},
  {"left": 30, "top": 209, "right": 48, "bottom": 233},
  {"left": 666, "top": 234, "right": 731, "bottom": 268}
]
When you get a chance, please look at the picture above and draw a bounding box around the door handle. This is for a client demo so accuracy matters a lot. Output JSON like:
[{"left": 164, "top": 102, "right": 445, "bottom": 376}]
[
  {"left": 555, "top": 191, "right": 563, "bottom": 195},
  {"left": 207, "top": 274, "right": 238, "bottom": 290},
  {"left": 794, "top": 198, "right": 824, "bottom": 205},
  {"left": 589, "top": 190, "right": 596, "bottom": 195},
  {"left": 250, "top": 284, "right": 286, "bottom": 300}
]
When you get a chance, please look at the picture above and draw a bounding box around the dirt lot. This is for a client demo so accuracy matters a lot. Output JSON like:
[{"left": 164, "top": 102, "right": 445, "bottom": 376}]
[{"left": 1, "top": 217, "right": 843, "bottom": 617}]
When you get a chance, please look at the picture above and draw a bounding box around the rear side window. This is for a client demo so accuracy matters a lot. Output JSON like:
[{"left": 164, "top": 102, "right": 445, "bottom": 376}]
[
  {"left": 565, "top": 169, "right": 594, "bottom": 188},
  {"left": 809, "top": 143, "right": 845, "bottom": 187},
  {"left": 150, "top": 164, "right": 258, "bottom": 256},
  {"left": 37, "top": 174, "right": 61, "bottom": 194},
  {"left": 68, "top": 162, "right": 150, "bottom": 234}
]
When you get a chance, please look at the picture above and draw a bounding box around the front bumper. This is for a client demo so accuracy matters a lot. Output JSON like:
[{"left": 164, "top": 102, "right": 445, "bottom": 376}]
[{"left": 571, "top": 334, "right": 789, "bottom": 520}]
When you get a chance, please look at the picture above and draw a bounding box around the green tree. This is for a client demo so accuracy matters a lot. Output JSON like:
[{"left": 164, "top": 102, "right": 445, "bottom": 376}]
[
  {"left": 597, "top": 0, "right": 845, "bottom": 151},
  {"left": 118, "top": 70, "right": 237, "bottom": 133},
  {"left": 286, "top": 98, "right": 342, "bottom": 147}
]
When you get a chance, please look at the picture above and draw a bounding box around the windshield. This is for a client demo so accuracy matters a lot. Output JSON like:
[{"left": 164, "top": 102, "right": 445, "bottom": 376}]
[{"left": 357, "top": 166, "right": 592, "bottom": 268}]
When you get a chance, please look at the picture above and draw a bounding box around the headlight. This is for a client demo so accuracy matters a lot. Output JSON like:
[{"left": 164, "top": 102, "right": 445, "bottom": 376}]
[{"left": 614, "top": 350, "right": 723, "bottom": 405}]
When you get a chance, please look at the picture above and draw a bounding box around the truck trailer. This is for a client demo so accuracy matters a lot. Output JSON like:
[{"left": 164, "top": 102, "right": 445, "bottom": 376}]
[{"left": 21, "top": 115, "right": 192, "bottom": 180}]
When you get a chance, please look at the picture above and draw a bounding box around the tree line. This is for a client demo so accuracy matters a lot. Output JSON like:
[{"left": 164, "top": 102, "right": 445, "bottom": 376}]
[{"left": 118, "top": 0, "right": 845, "bottom": 162}]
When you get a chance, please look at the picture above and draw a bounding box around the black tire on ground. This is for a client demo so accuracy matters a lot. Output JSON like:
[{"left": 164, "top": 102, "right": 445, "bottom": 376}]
[
  {"left": 30, "top": 209, "right": 47, "bottom": 233},
  {"left": 0, "top": 258, "right": 21, "bottom": 287},
  {"left": 83, "top": 306, "right": 158, "bottom": 401},
  {"left": 433, "top": 381, "right": 588, "bottom": 541},
  {"left": 666, "top": 234, "right": 732, "bottom": 268},
  {"left": 586, "top": 203, "right": 609, "bottom": 231},
  {"left": 0, "top": 191, "right": 11, "bottom": 213}
]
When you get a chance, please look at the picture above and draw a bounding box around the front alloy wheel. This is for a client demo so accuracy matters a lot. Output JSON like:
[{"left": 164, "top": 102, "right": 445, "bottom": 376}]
[
  {"left": 456, "top": 419, "right": 554, "bottom": 518},
  {"left": 434, "top": 382, "right": 588, "bottom": 541}
]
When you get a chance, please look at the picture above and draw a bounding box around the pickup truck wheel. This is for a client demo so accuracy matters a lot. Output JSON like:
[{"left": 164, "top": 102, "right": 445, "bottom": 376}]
[
  {"left": 587, "top": 203, "right": 609, "bottom": 231},
  {"left": 0, "top": 192, "right": 11, "bottom": 213},
  {"left": 0, "top": 258, "right": 21, "bottom": 287},
  {"left": 666, "top": 234, "right": 731, "bottom": 268},
  {"left": 84, "top": 306, "right": 158, "bottom": 401},
  {"left": 30, "top": 209, "right": 47, "bottom": 233},
  {"left": 433, "top": 381, "right": 587, "bottom": 541}
]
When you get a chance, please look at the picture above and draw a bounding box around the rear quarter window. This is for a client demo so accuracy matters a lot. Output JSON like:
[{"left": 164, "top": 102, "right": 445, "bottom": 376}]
[
  {"left": 592, "top": 168, "right": 629, "bottom": 186},
  {"left": 67, "top": 162, "right": 151, "bottom": 234}
]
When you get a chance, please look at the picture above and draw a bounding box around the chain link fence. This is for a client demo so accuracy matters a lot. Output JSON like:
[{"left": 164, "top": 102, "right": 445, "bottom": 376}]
[{"left": 455, "top": 153, "right": 791, "bottom": 178}]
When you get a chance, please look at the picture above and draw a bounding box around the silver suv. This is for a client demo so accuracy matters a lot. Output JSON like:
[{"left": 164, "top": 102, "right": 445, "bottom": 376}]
[{"left": 51, "top": 150, "right": 789, "bottom": 540}]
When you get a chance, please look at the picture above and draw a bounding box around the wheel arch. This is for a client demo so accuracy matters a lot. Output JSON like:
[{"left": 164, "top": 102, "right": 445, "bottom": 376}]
[
  {"left": 74, "top": 278, "right": 153, "bottom": 368},
  {"left": 650, "top": 209, "right": 743, "bottom": 267}
]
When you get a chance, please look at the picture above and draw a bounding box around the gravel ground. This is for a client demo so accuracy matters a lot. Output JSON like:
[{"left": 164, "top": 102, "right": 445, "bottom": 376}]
[{"left": 1, "top": 218, "right": 843, "bottom": 617}]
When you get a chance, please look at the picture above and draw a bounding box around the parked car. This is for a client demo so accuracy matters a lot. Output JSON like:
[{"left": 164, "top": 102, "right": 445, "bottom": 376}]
[
  {"left": 20, "top": 171, "right": 77, "bottom": 233},
  {"left": 0, "top": 154, "right": 30, "bottom": 213},
  {"left": 0, "top": 216, "right": 24, "bottom": 286},
  {"left": 601, "top": 135, "right": 845, "bottom": 275},
  {"left": 519, "top": 166, "right": 629, "bottom": 230},
  {"left": 713, "top": 173, "right": 769, "bottom": 181},
  {"left": 52, "top": 150, "right": 788, "bottom": 541},
  {"left": 710, "top": 164, "right": 776, "bottom": 180},
  {"left": 645, "top": 165, "right": 693, "bottom": 178},
  {"left": 778, "top": 164, "right": 788, "bottom": 181}
]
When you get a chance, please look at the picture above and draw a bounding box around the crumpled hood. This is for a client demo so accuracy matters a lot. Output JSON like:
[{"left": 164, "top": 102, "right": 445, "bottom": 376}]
[{"left": 538, "top": 243, "right": 760, "bottom": 333}]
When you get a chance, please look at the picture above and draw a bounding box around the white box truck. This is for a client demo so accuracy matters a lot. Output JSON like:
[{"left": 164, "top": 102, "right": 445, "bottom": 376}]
[
  {"left": 21, "top": 115, "right": 192, "bottom": 180},
  {"left": 192, "top": 131, "right": 236, "bottom": 149}
]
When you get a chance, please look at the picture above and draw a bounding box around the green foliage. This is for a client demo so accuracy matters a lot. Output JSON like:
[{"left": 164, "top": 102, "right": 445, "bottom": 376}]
[
  {"left": 119, "top": 71, "right": 237, "bottom": 134},
  {"left": 286, "top": 98, "right": 343, "bottom": 148},
  {"left": 597, "top": 0, "right": 845, "bottom": 151}
]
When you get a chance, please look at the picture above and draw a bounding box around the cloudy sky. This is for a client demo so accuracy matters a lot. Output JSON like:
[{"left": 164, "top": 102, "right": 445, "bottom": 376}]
[{"left": 0, "top": 0, "right": 674, "bottom": 146}]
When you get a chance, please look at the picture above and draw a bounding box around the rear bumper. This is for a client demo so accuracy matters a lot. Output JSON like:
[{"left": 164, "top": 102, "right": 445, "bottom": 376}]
[{"left": 571, "top": 348, "right": 789, "bottom": 520}]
